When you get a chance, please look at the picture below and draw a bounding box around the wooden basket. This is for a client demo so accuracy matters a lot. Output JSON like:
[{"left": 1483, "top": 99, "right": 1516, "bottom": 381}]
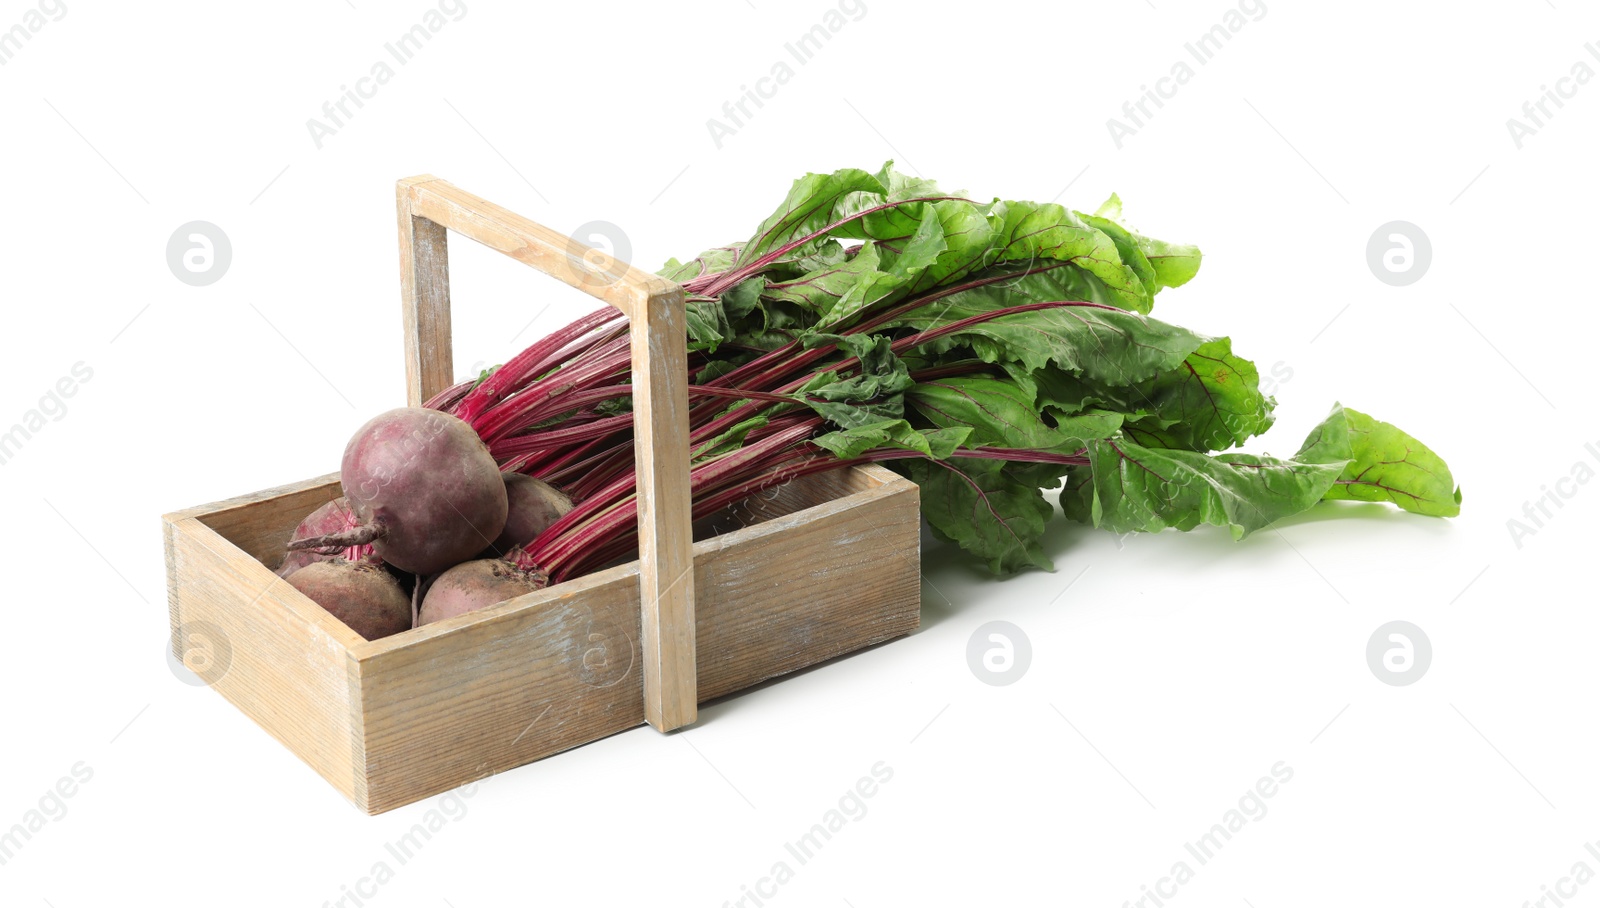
[{"left": 162, "top": 177, "right": 923, "bottom": 814}]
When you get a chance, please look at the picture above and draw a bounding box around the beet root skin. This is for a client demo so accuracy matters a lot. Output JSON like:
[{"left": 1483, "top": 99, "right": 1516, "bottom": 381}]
[
  {"left": 276, "top": 497, "right": 366, "bottom": 578},
  {"left": 339, "top": 408, "right": 509, "bottom": 575},
  {"left": 418, "top": 559, "right": 547, "bottom": 626},
  {"left": 286, "top": 560, "right": 412, "bottom": 641},
  {"left": 487, "top": 473, "right": 574, "bottom": 557}
]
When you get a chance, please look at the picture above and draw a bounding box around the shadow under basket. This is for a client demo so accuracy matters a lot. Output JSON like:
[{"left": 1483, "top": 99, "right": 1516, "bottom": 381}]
[{"left": 164, "top": 463, "right": 920, "bottom": 814}]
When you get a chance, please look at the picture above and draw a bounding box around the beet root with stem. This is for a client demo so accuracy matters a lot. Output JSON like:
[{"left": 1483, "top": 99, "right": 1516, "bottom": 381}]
[
  {"left": 276, "top": 497, "right": 372, "bottom": 578},
  {"left": 289, "top": 408, "right": 509, "bottom": 575},
  {"left": 418, "top": 559, "right": 548, "bottom": 626},
  {"left": 287, "top": 560, "right": 412, "bottom": 640}
]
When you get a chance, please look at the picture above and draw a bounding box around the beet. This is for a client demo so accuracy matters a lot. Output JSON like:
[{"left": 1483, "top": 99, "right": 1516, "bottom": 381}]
[
  {"left": 418, "top": 559, "right": 547, "bottom": 626},
  {"left": 487, "top": 474, "right": 573, "bottom": 557},
  {"left": 276, "top": 497, "right": 365, "bottom": 578},
  {"left": 290, "top": 408, "right": 508, "bottom": 575},
  {"left": 286, "top": 560, "right": 412, "bottom": 640}
]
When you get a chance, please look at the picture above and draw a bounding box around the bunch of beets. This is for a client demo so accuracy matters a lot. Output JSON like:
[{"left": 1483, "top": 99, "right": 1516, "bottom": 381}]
[{"left": 274, "top": 163, "right": 1461, "bottom": 640}]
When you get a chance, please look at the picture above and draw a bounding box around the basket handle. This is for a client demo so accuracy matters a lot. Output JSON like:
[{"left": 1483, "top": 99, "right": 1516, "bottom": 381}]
[{"left": 396, "top": 175, "right": 697, "bottom": 733}]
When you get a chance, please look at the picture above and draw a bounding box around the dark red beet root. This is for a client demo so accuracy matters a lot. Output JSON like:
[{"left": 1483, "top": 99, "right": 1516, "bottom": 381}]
[
  {"left": 276, "top": 497, "right": 366, "bottom": 578},
  {"left": 286, "top": 560, "right": 412, "bottom": 641},
  {"left": 418, "top": 559, "right": 547, "bottom": 626},
  {"left": 293, "top": 408, "right": 509, "bottom": 575},
  {"left": 487, "top": 474, "right": 573, "bottom": 557}
]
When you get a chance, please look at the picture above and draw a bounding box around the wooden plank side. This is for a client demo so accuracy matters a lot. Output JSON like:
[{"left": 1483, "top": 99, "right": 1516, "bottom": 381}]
[
  {"left": 166, "top": 472, "right": 342, "bottom": 524},
  {"left": 399, "top": 176, "right": 699, "bottom": 731},
  {"left": 696, "top": 475, "right": 921, "bottom": 700},
  {"left": 398, "top": 175, "right": 454, "bottom": 407},
  {"left": 402, "top": 178, "right": 675, "bottom": 319},
  {"left": 182, "top": 474, "right": 343, "bottom": 570},
  {"left": 357, "top": 571, "right": 646, "bottom": 815},
  {"left": 631, "top": 286, "right": 697, "bottom": 732},
  {"left": 730, "top": 462, "right": 894, "bottom": 526},
  {"left": 355, "top": 467, "right": 921, "bottom": 813},
  {"left": 164, "top": 516, "right": 365, "bottom": 807}
]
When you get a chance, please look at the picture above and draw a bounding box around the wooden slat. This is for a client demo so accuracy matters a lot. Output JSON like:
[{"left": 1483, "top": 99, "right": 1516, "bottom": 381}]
[
  {"left": 693, "top": 466, "right": 921, "bottom": 701},
  {"left": 396, "top": 177, "right": 699, "bottom": 731},
  {"left": 177, "top": 473, "right": 343, "bottom": 569},
  {"left": 630, "top": 286, "right": 697, "bottom": 730},
  {"left": 728, "top": 462, "right": 887, "bottom": 526},
  {"left": 351, "top": 465, "right": 920, "bottom": 813},
  {"left": 397, "top": 176, "right": 453, "bottom": 406},
  {"left": 401, "top": 177, "right": 676, "bottom": 320},
  {"left": 165, "top": 461, "right": 921, "bottom": 813},
  {"left": 356, "top": 571, "right": 643, "bottom": 814},
  {"left": 163, "top": 512, "right": 366, "bottom": 805}
]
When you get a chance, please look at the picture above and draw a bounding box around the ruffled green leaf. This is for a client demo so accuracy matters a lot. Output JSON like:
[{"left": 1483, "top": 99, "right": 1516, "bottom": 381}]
[
  {"left": 658, "top": 244, "right": 744, "bottom": 283},
  {"left": 1121, "top": 337, "right": 1276, "bottom": 452},
  {"left": 1085, "top": 437, "right": 1347, "bottom": 538},
  {"left": 794, "top": 334, "right": 915, "bottom": 429},
  {"left": 988, "top": 200, "right": 1151, "bottom": 312},
  {"left": 894, "top": 297, "right": 1204, "bottom": 387},
  {"left": 734, "top": 168, "right": 887, "bottom": 266},
  {"left": 763, "top": 242, "right": 895, "bottom": 315},
  {"left": 899, "top": 457, "right": 1059, "bottom": 574},
  {"left": 1298, "top": 404, "right": 1463, "bottom": 517},
  {"left": 812, "top": 418, "right": 970, "bottom": 460},
  {"left": 909, "top": 376, "right": 1122, "bottom": 453}
]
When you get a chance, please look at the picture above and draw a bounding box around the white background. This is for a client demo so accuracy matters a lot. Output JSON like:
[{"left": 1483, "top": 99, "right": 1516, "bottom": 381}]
[{"left": 1, "top": 0, "right": 1595, "bottom": 905}]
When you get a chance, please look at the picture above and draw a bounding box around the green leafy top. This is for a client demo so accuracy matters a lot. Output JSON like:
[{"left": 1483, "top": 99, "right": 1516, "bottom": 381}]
[{"left": 646, "top": 163, "right": 1458, "bottom": 575}]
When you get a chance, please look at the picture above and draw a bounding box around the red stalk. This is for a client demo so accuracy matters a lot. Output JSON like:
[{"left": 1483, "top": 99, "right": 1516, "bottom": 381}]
[{"left": 455, "top": 307, "right": 625, "bottom": 425}]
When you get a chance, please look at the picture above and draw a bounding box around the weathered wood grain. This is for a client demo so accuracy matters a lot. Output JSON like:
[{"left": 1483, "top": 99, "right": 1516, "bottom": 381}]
[
  {"left": 163, "top": 481, "right": 367, "bottom": 805},
  {"left": 629, "top": 285, "right": 697, "bottom": 731},
  {"left": 160, "top": 180, "right": 925, "bottom": 814},
  {"left": 401, "top": 177, "right": 675, "bottom": 320},
  {"left": 352, "top": 464, "right": 920, "bottom": 813},
  {"left": 166, "top": 463, "right": 919, "bottom": 815},
  {"left": 398, "top": 177, "right": 698, "bottom": 731},
  {"left": 172, "top": 473, "right": 342, "bottom": 570},
  {"left": 398, "top": 175, "right": 454, "bottom": 407}
]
